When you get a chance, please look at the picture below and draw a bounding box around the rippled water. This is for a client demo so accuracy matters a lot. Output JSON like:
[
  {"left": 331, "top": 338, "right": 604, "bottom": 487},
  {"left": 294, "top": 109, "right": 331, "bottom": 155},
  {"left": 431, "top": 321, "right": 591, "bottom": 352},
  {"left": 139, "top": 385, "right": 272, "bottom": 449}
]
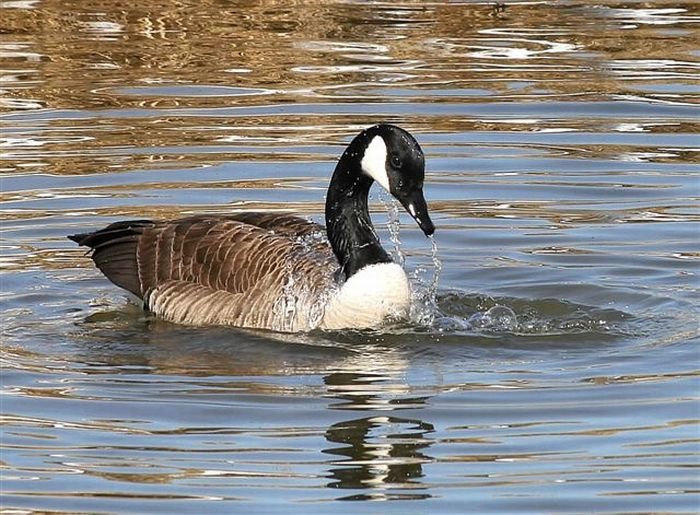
[{"left": 2, "top": 1, "right": 699, "bottom": 513}]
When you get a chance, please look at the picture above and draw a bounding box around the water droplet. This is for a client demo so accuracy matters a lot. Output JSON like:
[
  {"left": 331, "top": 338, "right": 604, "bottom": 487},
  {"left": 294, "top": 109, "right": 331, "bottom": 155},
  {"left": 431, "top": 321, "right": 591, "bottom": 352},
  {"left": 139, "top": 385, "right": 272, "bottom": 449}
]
[
  {"left": 428, "top": 234, "right": 442, "bottom": 303},
  {"left": 468, "top": 305, "right": 519, "bottom": 332},
  {"left": 378, "top": 191, "right": 405, "bottom": 266},
  {"left": 375, "top": 192, "right": 444, "bottom": 328}
]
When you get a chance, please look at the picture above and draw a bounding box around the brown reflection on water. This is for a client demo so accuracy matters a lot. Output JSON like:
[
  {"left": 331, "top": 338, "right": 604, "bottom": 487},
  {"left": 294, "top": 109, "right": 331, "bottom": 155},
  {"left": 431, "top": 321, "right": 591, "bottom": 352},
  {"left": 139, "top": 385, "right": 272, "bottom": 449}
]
[
  {"left": 3, "top": 1, "right": 698, "bottom": 108},
  {"left": 2, "top": 1, "right": 699, "bottom": 177}
]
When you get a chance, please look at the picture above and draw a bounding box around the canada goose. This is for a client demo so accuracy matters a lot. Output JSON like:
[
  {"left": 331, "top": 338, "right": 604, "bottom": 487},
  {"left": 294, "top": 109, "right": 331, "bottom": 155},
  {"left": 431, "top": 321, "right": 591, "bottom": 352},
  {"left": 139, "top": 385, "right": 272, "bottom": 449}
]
[{"left": 69, "top": 124, "right": 435, "bottom": 332}]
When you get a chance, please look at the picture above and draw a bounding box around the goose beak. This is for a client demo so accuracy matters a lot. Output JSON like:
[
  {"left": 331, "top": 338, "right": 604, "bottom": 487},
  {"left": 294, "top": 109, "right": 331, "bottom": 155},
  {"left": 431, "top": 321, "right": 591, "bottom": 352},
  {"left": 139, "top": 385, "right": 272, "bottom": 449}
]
[{"left": 399, "top": 189, "right": 435, "bottom": 236}]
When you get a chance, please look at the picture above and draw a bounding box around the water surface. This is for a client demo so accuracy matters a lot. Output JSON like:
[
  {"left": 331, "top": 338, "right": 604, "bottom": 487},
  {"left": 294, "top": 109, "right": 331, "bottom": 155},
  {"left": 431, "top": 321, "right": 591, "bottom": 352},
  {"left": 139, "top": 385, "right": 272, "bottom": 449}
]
[{"left": 1, "top": 1, "right": 699, "bottom": 513}]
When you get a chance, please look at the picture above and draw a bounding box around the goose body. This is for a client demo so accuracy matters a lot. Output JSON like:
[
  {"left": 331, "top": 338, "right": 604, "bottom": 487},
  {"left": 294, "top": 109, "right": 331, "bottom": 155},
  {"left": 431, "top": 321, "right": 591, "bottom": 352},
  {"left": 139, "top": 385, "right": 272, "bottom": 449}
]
[{"left": 69, "top": 124, "right": 434, "bottom": 332}]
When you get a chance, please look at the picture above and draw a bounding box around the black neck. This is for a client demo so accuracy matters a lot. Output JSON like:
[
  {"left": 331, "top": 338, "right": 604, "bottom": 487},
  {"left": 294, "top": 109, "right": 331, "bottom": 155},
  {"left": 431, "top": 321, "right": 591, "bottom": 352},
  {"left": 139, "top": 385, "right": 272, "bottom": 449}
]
[{"left": 325, "top": 143, "right": 392, "bottom": 280}]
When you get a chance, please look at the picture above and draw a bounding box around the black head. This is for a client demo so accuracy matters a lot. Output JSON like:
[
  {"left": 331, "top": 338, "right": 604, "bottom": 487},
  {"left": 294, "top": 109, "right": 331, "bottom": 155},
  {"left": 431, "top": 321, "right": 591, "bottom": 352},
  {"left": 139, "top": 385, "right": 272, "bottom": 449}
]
[{"left": 357, "top": 124, "right": 434, "bottom": 236}]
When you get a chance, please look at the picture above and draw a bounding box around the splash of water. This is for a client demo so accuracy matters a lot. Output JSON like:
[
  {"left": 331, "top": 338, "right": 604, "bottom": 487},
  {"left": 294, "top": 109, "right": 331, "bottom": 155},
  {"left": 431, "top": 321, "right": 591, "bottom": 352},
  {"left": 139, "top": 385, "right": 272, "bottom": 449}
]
[
  {"left": 273, "top": 267, "right": 299, "bottom": 332},
  {"left": 428, "top": 290, "right": 638, "bottom": 336},
  {"left": 375, "top": 191, "right": 444, "bottom": 326},
  {"left": 274, "top": 237, "right": 332, "bottom": 331},
  {"left": 428, "top": 234, "right": 442, "bottom": 306},
  {"left": 467, "top": 305, "right": 519, "bottom": 332},
  {"left": 405, "top": 241, "right": 443, "bottom": 328},
  {"left": 378, "top": 192, "right": 405, "bottom": 266},
  {"left": 431, "top": 304, "right": 519, "bottom": 334}
]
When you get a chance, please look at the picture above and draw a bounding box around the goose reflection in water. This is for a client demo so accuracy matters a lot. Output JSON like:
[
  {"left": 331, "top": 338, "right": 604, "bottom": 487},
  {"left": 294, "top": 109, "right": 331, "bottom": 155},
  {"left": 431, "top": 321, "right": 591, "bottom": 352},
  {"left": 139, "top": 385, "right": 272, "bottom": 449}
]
[
  {"left": 321, "top": 350, "right": 435, "bottom": 500},
  {"left": 70, "top": 316, "right": 437, "bottom": 499}
]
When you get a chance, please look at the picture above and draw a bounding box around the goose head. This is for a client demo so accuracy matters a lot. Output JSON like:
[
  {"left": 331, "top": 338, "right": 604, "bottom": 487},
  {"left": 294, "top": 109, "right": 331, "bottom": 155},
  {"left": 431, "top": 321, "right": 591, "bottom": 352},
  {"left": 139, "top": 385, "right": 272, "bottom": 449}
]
[
  {"left": 325, "top": 124, "right": 435, "bottom": 279},
  {"left": 358, "top": 124, "right": 434, "bottom": 236}
]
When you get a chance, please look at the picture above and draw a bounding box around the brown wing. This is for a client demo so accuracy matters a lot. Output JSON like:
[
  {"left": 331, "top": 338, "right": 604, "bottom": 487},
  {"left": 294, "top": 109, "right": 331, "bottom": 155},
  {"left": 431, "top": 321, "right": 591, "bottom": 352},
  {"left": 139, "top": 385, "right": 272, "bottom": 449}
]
[{"left": 69, "top": 213, "right": 339, "bottom": 330}]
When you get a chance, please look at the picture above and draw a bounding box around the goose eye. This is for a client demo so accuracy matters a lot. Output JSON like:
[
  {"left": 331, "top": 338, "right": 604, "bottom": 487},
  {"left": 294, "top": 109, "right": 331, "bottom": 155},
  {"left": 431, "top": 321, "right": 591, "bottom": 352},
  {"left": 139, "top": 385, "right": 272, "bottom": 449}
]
[{"left": 390, "top": 154, "right": 402, "bottom": 168}]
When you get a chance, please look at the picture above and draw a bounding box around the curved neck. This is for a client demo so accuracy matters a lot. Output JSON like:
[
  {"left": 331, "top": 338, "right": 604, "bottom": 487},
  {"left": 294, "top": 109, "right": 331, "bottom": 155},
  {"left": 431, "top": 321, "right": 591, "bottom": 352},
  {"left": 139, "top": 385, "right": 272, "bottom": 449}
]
[{"left": 325, "top": 144, "right": 391, "bottom": 280}]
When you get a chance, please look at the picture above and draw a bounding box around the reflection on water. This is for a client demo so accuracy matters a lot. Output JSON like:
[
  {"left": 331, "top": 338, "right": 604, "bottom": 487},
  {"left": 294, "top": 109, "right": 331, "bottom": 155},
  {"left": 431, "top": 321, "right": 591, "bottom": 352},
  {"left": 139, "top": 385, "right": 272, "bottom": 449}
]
[
  {"left": 1, "top": 0, "right": 699, "bottom": 513},
  {"left": 324, "top": 413, "right": 434, "bottom": 500},
  {"left": 324, "top": 364, "right": 434, "bottom": 499}
]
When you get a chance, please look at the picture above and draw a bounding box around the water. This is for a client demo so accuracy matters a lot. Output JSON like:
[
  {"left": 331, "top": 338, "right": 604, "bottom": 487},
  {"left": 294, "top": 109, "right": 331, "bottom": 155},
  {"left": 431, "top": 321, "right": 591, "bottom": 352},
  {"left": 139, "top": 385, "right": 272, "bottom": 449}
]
[{"left": 1, "top": 1, "right": 699, "bottom": 513}]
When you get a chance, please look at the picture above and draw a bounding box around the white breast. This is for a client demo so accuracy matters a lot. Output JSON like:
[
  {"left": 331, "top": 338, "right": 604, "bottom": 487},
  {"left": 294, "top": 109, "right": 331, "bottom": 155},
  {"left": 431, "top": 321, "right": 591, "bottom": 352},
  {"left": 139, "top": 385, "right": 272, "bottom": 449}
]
[{"left": 320, "top": 263, "right": 411, "bottom": 330}]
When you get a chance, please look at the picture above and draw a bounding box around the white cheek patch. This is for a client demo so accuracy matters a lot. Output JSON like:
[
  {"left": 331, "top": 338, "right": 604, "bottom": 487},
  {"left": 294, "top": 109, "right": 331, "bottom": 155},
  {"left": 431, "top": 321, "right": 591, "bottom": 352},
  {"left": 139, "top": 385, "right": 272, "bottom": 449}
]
[
  {"left": 407, "top": 203, "right": 416, "bottom": 217},
  {"left": 360, "top": 135, "right": 390, "bottom": 192}
]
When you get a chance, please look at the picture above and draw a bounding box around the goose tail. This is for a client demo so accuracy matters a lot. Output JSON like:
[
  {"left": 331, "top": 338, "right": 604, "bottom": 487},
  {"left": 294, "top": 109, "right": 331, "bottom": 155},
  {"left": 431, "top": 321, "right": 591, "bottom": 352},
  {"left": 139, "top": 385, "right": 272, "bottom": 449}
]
[{"left": 68, "top": 220, "right": 153, "bottom": 297}]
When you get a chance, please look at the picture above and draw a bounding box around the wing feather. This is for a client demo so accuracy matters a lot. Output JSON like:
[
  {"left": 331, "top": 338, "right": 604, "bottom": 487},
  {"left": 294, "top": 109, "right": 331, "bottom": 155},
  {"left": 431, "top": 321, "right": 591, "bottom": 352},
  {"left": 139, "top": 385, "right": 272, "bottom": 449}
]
[{"left": 70, "top": 213, "right": 337, "bottom": 330}]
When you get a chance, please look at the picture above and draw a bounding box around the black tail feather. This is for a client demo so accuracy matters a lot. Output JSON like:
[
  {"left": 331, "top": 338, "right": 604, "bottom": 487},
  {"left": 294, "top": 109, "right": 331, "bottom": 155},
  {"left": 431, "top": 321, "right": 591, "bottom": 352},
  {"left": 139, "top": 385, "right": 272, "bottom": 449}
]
[
  {"left": 68, "top": 220, "right": 153, "bottom": 249},
  {"left": 67, "top": 232, "right": 89, "bottom": 245},
  {"left": 68, "top": 220, "right": 154, "bottom": 296}
]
